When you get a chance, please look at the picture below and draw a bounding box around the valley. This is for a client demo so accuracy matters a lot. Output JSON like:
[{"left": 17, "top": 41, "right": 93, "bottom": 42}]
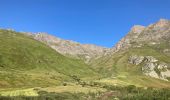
[{"left": 0, "top": 19, "right": 170, "bottom": 100}]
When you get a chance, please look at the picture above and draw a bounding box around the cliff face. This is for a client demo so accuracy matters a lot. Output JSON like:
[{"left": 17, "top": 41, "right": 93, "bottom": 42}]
[
  {"left": 128, "top": 55, "right": 170, "bottom": 81},
  {"left": 33, "top": 33, "right": 109, "bottom": 62}
]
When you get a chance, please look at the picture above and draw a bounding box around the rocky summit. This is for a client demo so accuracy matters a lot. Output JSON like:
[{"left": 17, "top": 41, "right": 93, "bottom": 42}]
[{"left": 111, "top": 19, "right": 170, "bottom": 53}]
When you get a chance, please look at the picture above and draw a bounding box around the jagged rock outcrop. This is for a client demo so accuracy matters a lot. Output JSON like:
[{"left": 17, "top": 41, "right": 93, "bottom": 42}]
[
  {"left": 128, "top": 55, "right": 170, "bottom": 81},
  {"left": 111, "top": 19, "right": 170, "bottom": 53},
  {"left": 144, "top": 56, "right": 158, "bottom": 63},
  {"left": 142, "top": 62, "right": 159, "bottom": 79},
  {"left": 128, "top": 55, "right": 144, "bottom": 65},
  {"left": 157, "top": 62, "right": 168, "bottom": 70},
  {"left": 33, "top": 33, "right": 109, "bottom": 62}
]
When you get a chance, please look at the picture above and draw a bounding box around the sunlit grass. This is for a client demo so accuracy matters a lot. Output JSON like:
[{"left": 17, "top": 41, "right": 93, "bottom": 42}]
[
  {"left": 39, "top": 85, "right": 106, "bottom": 94},
  {"left": 0, "top": 88, "right": 38, "bottom": 96}
]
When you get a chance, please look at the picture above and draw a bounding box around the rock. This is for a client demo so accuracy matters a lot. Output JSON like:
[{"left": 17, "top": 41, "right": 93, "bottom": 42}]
[
  {"left": 163, "top": 49, "right": 170, "bottom": 53},
  {"left": 145, "top": 71, "right": 160, "bottom": 79},
  {"left": 142, "top": 63, "right": 159, "bottom": 78},
  {"left": 128, "top": 55, "right": 170, "bottom": 80},
  {"left": 161, "top": 70, "right": 170, "bottom": 79},
  {"left": 128, "top": 55, "right": 158, "bottom": 65},
  {"left": 144, "top": 56, "right": 158, "bottom": 63},
  {"left": 142, "top": 63, "right": 156, "bottom": 73},
  {"left": 131, "top": 25, "right": 145, "bottom": 34},
  {"left": 110, "top": 25, "right": 145, "bottom": 53},
  {"left": 129, "top": 55, "right": 144, "bottom": 65},
  {"left": 153, "top": 19, "right": 169, "bottom": 29},
  {"left": 111, "top": 19, "right": 170, "bottom": 53},
  {"left": 157, "top": 63, "right": 168, "bottom": 70},
  {"left": 162, "top": 49, "right": 170, "bottom": 55}
]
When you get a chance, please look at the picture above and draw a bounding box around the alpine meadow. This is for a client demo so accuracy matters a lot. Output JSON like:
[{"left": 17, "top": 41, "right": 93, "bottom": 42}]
[{"left": 1, "top": 0, "right": 170, "bottom": 100}]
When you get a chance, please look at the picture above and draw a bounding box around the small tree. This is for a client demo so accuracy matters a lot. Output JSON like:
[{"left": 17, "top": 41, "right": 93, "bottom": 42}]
[{"left": 63, "top": 82, "right": 67, "bottom": 86}]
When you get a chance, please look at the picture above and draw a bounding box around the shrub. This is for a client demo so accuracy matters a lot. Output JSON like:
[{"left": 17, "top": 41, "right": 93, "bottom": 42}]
[{"left": 63, "top": 82, "right": 67, "bottom": 86}]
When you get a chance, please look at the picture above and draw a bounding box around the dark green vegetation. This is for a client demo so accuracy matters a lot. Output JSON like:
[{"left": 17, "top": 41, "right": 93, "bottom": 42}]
[{"left": 0, "top": 29, "right": 99, "bottom": 88}]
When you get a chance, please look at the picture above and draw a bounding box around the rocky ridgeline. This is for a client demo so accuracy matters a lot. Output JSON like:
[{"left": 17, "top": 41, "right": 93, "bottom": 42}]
[
  {"left": 33, "top": 33, "right": 109, "bottom": 62},
  {"left": 129, "top": 55, "right": 170, "bottom": 81},
  {"left": 21, "top": 19, "right": 170, "bottom": 63},
  {"left": 111, "top": 19, "right": 170, "bottom": 53}
]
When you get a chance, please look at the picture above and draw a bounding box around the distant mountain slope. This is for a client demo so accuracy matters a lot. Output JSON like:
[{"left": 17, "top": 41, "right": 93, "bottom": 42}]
[
  {"left": 33, "top": 33, "right": 109, "bottom": 63},
  {"left": 92, "top": 19, "right": 170, "bottom": 84},
  {"left": 0, "top": 29, "right": 99, "bottom": 88}
]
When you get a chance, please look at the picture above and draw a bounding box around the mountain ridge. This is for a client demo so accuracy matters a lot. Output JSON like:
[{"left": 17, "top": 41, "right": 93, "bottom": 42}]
[
  {"left": 1, "top": 18, "right": 170, "bottom": 84},
  {"left": 92, "top": 18, "right": 170, "bottom": 81},
  {"left": 28, "top": 32, "right": 110, "bottom": 63},
  {"left": 110, "top": 18, "right": 170, "bottom": 53}
]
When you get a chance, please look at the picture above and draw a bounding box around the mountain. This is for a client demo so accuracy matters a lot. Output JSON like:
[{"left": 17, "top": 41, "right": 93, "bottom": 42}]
[
  {"left": 33, "top": 33, "right": 109, "bottom": 63},
  {"left": 111, "top": 19, "right": 170, "bottom": 53},
  {"left": 0, "top": 19, "right": 170, "bottom": 90},
  {"left": 23, "top": 19, "right": 170, "bottom": 84},
  {"left": 0, "top": 29, "right": 99, "bottom": 88},
  {"left": 91, "top": 19, "right": 170, "bottom": 87}
]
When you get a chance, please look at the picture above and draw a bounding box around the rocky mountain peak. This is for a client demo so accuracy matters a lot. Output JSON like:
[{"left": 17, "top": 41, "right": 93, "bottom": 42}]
[
  {"left": 111, "top": 19, "right": 170, "bottom": 53},
  {"left": 155, "top": 18, "right": 169, "bottom": 27},
  {"left": 130, "top": 25, "right": 145, "bottom": 34}
]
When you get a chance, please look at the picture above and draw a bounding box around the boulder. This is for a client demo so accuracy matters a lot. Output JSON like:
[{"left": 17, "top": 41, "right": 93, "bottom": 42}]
[
  {"left": 161, "top": 70, "right": 170, "bottom": 79},
  {"left": 142, "top": 63, "right": 159, "bottom": 78},
  {"left": 157, "top": 63, "right": 168, "bottom": 70},
  {"left": 142, "top": 63, "right": 156, "bottom": 73},
  {"left": 129, "top": 55, "right": 144, "bottom": 65}
]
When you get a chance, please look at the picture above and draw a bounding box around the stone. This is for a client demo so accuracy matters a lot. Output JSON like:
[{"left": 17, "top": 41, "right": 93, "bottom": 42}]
[
  {"left": 144, "top": 56, "right": 158, "bottom": 63},
  {"left": 157, "top": 63, "right": 168, "bottom": 70},
  {"left": 142, "top": 63, "right": 156, "bottom": 73},
  {"left": 142, "top": 63, "right": 159, "bottom": 79},
  {"left": 129, "top": 55, "right": 144, "bottom": 65},
  {"left": 131, "top": 25, "right": 145, "bottom": 34},
  {"left": 111, "top": 19, "right": 170, "bottom": 53},
  {"left": 161, "top": 70, "right": 170, "bottom": 79}
]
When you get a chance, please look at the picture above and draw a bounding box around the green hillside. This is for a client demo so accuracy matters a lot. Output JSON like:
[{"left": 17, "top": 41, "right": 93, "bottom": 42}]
[
  {"left": 0, "top": 29, "right": 170, "bottom": 99},
  {"left": 0, "top": 29, "right": 99, "bottom": 88},
  {"left": 92, "top": 44, "right": 170, "bottom": 88}
]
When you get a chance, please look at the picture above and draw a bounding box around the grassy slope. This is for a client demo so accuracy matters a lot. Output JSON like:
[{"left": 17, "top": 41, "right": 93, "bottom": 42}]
[
  {"left": 0, "top": 29, "right": 99, "bottom": 88},
  {"left": 92, "top": 44, "right": 170, "bottom": 88}
]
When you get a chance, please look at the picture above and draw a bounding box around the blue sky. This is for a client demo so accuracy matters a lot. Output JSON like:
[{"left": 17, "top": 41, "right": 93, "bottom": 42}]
[{"left": 0, "top": 0, "right": 170, "bottom": 47}]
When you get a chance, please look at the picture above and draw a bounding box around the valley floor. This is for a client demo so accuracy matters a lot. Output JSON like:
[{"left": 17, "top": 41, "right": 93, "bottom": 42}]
[{"left": 0, "top": 76, "right": 170, "bottom": 100}]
